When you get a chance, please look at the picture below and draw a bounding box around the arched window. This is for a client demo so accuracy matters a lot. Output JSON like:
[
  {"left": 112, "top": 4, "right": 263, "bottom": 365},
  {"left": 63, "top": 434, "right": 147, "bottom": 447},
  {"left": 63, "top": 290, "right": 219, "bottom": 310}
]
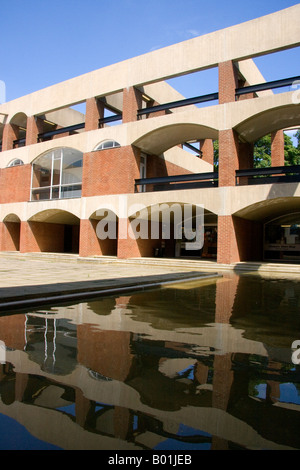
[
  {"left": 7, "top": 159, "right": 24, "bottom": 167},
  {"left": 31, "top": 148, "right": 83, "bottom": 201},
  {"left": 94, "top": 140, "right": 120, "bottom": 151}
]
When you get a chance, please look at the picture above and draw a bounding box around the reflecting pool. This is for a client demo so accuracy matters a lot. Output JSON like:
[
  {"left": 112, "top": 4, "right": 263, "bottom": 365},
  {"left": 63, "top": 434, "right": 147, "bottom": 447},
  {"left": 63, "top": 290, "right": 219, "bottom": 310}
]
[{"left": 0, "top": 272, "right": 299, "bottom": 450}]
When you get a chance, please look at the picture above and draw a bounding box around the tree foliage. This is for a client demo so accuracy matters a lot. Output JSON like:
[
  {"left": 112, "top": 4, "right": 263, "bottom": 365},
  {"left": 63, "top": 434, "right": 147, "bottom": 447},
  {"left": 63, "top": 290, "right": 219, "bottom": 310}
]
[{"left": 213, "top": 131, "right": 300, "bottom": 170}]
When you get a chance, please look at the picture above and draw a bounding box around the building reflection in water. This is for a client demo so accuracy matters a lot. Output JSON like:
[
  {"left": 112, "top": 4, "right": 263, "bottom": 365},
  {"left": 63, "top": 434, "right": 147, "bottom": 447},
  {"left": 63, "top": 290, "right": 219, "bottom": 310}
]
[{"left": 0, "top": 273, "right": 299, "bottom": 450}]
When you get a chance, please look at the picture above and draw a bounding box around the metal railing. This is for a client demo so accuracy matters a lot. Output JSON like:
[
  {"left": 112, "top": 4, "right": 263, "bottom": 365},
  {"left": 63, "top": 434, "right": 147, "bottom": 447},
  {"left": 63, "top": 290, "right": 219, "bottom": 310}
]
[
  {"left": 135, "top": 171, "right": 218, "bottom": 192},
  {"left": 236, "top": 165, "right": 300, "bottom": 185},
  {"left": 38, "top": 123, "right": 85, "bottom": 142},
  {"left": 137, "top": 92, "right": 219, "bottom": 118},
  {"left": 98, "top": 114, "right": 122, "bottom": 126},
  {"left": 236, "top": 75, "right": 300, "bottom": 97}
]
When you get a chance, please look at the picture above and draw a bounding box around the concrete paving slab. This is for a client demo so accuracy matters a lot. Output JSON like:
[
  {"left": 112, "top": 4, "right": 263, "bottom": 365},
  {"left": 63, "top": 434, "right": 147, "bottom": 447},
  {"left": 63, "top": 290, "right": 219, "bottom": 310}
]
[{"left": 0, "top": 253, "right": 221, "bottom": 311}]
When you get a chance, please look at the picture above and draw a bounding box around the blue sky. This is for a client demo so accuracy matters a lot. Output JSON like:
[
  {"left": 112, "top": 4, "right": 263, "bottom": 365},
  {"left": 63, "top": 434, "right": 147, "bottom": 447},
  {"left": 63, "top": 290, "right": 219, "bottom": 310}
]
[{"left": 1, "top": 0, "right": 299, "bottom": 102}]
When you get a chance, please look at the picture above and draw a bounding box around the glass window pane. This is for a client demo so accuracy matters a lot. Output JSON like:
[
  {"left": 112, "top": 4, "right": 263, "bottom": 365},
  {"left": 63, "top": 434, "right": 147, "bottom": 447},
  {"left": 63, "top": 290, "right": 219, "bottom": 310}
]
[
  {"left": 61, "top": 184, "right": 82, "bottom": 199},
  {"left": 51, "top": 186, "right": 60, "bottom": 199},
  {"left": 52, "top": 158, "right": 61, "bottom": 186},
  {"left": 31, "top": 148, "right": 83, "bottom": 201},
  {"left": 31, "top": 187, "right": 51, "bottom": 201},
  {"left": 62, "top": 149, "right": 83, "bottom": 185}
]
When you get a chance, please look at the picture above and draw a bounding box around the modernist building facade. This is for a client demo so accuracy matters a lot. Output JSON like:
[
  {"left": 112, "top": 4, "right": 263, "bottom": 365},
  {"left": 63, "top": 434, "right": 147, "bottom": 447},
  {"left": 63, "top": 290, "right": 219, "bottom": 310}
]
[{"left": 0, "top": 5, "right": 299, "bottom": 264}]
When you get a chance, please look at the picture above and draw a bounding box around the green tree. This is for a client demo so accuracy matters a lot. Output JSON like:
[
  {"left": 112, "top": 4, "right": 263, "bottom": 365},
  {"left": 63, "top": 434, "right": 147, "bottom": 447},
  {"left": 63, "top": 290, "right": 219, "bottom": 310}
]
[
  {"left": 284, "top": 132, "right": 300, "bottom": 165},
  {"left": 253, "top": 134, "right": 271, "bottom": 168},
  {"left": 213, "top": 131, "right": 300, "bottom": 170},
  {"left": 253, "top": 132, "right": 300, "bottom": 168}
]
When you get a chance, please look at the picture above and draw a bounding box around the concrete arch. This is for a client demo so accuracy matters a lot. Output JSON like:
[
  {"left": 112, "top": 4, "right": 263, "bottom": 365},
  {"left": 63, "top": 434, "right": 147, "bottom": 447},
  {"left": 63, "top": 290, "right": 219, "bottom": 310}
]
[
  {"left": 127, "top": 188, "right": 222, "bottom": 218},
  {"left": 126, "top": 200, "right": 217, "bottom": 259},
  {"left": 28, "top": 208, "right": 80, "bottom": 224},
  {"left": 25, "top": 209, "right": 80, "bottom": 254},
  {"left": 132, "top": 122, "right": 218, "bottom": 155},
  {"left": 233, "top": 196, "right": 300, "bottom": 222},
  {"left": 0, "top": 206, "right": 24, "bottom": 223},
  {"left": 3, "top": 213, "right": 21, "bottom": 223},
  {"left": 235, "top": 102, "right": 300, "bottom": 143},
  {"left": 10, "top": 112, "right": 27, "bottom": 128}
]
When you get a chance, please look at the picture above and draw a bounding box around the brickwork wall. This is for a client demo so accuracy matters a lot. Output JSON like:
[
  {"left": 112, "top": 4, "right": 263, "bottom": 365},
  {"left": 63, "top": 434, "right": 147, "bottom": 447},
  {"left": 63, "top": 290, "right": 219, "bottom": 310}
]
[
  {"left": 82, "top": 146, "right": 140, "bottom": 197},
  {"left": 77, "top": 325, "right": 133, "bottom": 381},
  {"left": 1, "top": 123, "right": 19, "bottom": 151},
  {"left": 217, "top": 215, "right": 263, "bottom": 264},
  {"left": 0, "top": 164, "right": 31, "bottom": 203},
  {"left": 0, "top": 221, "right": 20, "bottom": 251},
  {"left": 20, "top": 221, "right": 65, "bottom": 253},
  {"left": 79, "top": 218, "right": 117, "bottom": 257},
  {"left": 218, "top": 129, "right": 240, "bottom": 187},
  {"left": 26, "top": 116, "right": 44, "bottom": 146},
  {"left": 200, "top": 139, "right": 214, "bottom": 166},
  {"left": 85, "top": 97, "right": 104, "bottom": 132},
  {"left": 122, "top": 87, "right": 143, "bottom": 123},
  {"left": 218, "top": 61, "right": 239, "bottom": 104},
  {"left": 271, "top": 130, "right": 285, "bottom": 166},
  {"left": 0, "top": 314, "right": 27, "bottom": 350},
  {"left": 215, "top": 274, "right": 239, "bottom": 323}
]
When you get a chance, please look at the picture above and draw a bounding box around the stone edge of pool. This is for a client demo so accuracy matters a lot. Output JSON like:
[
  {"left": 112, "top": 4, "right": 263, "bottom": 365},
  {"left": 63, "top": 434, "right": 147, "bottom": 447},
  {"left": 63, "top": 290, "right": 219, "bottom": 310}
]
[{"left": 0, "top": 271, "right": 222, "bottom": 312}]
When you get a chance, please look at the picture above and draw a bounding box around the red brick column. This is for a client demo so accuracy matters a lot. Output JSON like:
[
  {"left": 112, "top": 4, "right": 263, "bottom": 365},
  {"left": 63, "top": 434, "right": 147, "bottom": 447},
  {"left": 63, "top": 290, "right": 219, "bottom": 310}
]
[
  {"left": 217, "top": 215, "right": 263, "bottom": 264},
  {"left": 117, "top": 218, "right": 141, "bottom": 259},
  {"left": 122, "top": 87, "right": 143, "bottom": 123},
  {"left": 26, "top": 116, "right": 44, "bottom": 146},
  {"left": 218, "top": 129, "right": 240, "bottom": 187},
  {"left": 218, "top": 60, "right": 239, "bottom": 104},
  {"left": 2, "top": 123, "right": 19, "bottom": 151},
  {"left": 85, "top": 97, "right": 104, "bottom": 131},
  {"left": 217, "top": 215, "right": 239, "bottom": 264},
  {"left": 271, "top": 130, "right": 285, "bottom": 167},
  {"left": 0, "top": 221, "right": 20, "bottom": 251},
  {"left": 238, "top": 141, "right": 254, "bottom": 185},
  {"left": 79, "top": 218, "right": 117, "bottom": 257},
  {"left": 215, "top": 274, "right": 239, "bottom": 323},
  {"left": 200, "top": 139, "right": 214, "bottom": 166}
]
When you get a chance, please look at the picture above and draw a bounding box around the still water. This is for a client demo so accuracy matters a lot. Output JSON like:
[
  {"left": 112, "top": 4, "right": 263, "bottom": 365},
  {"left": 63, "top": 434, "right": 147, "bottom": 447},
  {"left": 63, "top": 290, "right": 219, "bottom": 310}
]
[{"left": 0, "top": 272, "right": 299, "bottom": 450}]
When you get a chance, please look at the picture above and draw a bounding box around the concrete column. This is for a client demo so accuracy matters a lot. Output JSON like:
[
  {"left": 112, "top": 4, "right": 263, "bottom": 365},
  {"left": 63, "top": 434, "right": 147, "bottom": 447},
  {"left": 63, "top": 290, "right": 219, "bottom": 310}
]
[
  {"left": 122, "top": 87, "right": 143, "bottom": 123},
  {"left": 271, "top": 130, "right": 285, "bottom": 167},
  {"left": 218, "top": 61, "right": 239, "bottom": 104},
  {"left": 85, "top": 97, "right": 104, "bottom": 131}
]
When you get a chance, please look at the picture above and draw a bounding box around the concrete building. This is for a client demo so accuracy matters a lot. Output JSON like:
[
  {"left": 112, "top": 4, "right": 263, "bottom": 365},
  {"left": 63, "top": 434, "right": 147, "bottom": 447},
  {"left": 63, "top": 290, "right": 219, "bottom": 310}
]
[{"left": 0, "top": 5, "right": 299, "bottom": 264}]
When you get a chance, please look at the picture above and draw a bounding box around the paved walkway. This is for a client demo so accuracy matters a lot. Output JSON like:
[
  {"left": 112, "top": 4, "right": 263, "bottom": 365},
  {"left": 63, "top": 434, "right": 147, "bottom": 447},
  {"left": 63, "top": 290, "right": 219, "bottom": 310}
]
[
  {"left": 0, "top": 252, "right": 299, "bottom": 311},
  {"left": 0, "top": 252, "right": 220, "bottom": 311}
]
